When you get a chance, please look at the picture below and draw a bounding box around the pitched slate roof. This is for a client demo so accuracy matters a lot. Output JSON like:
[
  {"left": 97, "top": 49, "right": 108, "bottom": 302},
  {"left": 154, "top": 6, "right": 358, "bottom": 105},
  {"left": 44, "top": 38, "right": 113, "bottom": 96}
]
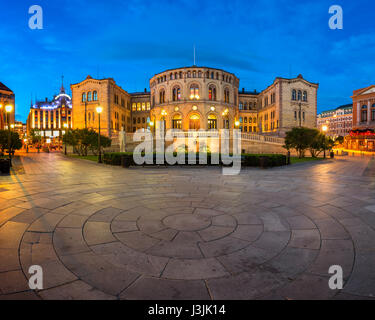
[{"left": 0, "top": 82, "right": 13, "bottom": 93}]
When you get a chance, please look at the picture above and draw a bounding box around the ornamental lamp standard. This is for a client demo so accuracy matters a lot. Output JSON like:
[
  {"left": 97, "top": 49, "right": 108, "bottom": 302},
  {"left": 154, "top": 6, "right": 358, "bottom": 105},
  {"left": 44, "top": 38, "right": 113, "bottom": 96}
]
[
  {"left": 96, "top": 106, "right": 103, "bottom": 163},
  {"left": 24, "top": 138, "right": 29, "bottom": 153},
  {"left": 5, "top": 105, "right": 13, "bottom": 166},
  {"left": 322, "top": 125, "right": 328, "bottom": 158},
  {"left": 63, "top": 123, "right": 69, "bottom": 155}
]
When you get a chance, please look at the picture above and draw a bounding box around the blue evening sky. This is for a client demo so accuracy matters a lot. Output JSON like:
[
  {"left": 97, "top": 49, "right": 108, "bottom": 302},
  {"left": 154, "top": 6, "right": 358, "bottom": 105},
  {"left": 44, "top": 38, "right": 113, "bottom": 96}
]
[{"left": 1, "top": 0, "right": 374, "bottom": 122}]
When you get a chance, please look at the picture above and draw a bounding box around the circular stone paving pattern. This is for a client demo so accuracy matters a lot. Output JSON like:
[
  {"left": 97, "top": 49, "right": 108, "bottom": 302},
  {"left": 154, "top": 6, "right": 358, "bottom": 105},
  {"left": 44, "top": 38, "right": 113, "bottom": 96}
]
[
  {"left": 11, "top": 154, "right": 370, "bottom": 300},
  {"left": 163, "top": 213, "right": 211, "bottom": 231}
]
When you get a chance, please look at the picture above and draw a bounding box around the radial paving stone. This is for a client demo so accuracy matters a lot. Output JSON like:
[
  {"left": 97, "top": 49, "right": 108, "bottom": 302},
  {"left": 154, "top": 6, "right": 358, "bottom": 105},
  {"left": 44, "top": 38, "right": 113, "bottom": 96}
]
[
  {"left": 38, "top": 280, "right": 116, "bottom": 300},
  {"left": 120, "top": 277, "right": 211, "bottom": 300},
  {"left": 1, "top": 154, "right": 375, "bottom": 299}
]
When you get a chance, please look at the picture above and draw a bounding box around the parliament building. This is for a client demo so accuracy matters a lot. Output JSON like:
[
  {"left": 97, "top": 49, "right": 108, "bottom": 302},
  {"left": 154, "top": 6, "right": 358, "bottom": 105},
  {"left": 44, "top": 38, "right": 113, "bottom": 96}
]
[{"left": 70, "top": 66, "right": 319, "bottom": 137}]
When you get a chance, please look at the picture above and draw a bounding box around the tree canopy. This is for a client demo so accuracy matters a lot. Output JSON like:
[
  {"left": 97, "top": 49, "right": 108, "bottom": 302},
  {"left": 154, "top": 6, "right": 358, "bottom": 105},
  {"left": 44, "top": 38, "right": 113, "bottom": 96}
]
[
  {"left": 63, "top": 128, "right": 111, "bottom": 156},
  {"left": 284, "top": 127, "right": 334, "bottom": 158}
]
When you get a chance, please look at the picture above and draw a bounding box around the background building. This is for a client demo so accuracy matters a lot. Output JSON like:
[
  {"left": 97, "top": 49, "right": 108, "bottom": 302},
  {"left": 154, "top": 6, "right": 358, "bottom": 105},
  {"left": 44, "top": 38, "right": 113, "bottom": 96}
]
[
  {"left": 352, "top": 85, "right": 375, "bottom": 130},
  {"left": 343, "top": 85, "right": 375, "bottom": 152},
  {"left": 131, "top": 90, "right": 151, "bottom": 132},
  {"left": 317, "top": 104, "right": 353, "bottom": 137},
  {"left": 27, "top": 83, "right": 72, "bottom": 142},
  {"left": 0, "top": 82, "right": 15, "bottom": 130},
  {"left": 14, "top": 121, "right": 26, "bottom": 139},
  {"left": 71, "top": 67, "right": 318, "bottom": 137},
  {"left": 71, "top": 76, "right": 132, "bottom": 137}
]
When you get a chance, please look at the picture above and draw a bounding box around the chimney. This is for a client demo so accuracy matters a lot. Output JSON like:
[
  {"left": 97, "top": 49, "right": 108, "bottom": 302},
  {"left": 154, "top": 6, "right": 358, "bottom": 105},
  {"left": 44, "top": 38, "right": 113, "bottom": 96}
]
[
  {"left": 144, "top": 88, "right": 147, "bottom": 93},
  {"left": 242, "top": 88, "right": 245, "bottom": 93},
  {"left": 45, "top": 97, "right": 48, "bottom": 102}
]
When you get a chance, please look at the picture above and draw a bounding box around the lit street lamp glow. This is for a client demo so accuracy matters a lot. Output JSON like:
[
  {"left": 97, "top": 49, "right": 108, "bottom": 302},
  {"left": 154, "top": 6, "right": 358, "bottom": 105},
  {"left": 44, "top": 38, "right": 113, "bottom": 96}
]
[
  {"left": 96, "top": 106, "right": 103, "bottom": 114},
  {"left": 5, "top": 105, "right": 12, "bottom": 113}
]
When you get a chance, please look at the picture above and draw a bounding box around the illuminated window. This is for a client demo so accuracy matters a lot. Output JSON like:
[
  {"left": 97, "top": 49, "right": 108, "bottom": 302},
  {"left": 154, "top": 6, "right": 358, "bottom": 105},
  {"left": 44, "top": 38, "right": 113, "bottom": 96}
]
[
  {"left": 190, "top": 85, "right": 199, "bottom": 99},
  {"left": 208, "top": 85, "right": 216, "bottom": 101},
  {"left": 208, "top": 114, "right": 217, "bottom": 129},
  {"left": 172, "top": 114, "right": 182, "bottom": 129},
  {"left": 146, "top": 102, "right": 150, "bottom": 110},
  {"left": 137, "top": 103, "right": 141, "bottom": 111},
  {"left": 132, "top": 103, "right": 136, "bottom": 111},
  {"left": 172, "top": 87, "right": 181, "bottom": 101},
  {"left": 142, "top": 103, "right": 146, "bottom": 111}
]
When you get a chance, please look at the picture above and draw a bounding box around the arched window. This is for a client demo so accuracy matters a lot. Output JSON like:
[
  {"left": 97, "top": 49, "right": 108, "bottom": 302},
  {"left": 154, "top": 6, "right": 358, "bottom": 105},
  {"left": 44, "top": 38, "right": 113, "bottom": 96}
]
[
  {"left": 208, "top": 114, "right": 217, "bottom": 129},
  {"left": 208, "top": 85, "right": 216, "bottom": 101},
  {"left": 172, "top": 87, "right": 181, "bottom": 101},
  {"left": 297, "top": 90, "right": 302, "bottom": 101},
  {"left": 88, "top": 113, "right": 91, "bottom": 122},
  {"left": 211, "top": 72, "right": 214, "bottom": 79},
  {"left": 224, "top": 88, "right": 230, "bottom": 103},
  {"left": 82, "top": 93, "right": 86, "bottom": 102},
  {"left": 159, "top": 89, "right": 165, "bottom": 104},
  {"left": 190, "top": 84, "right": 199, "bottom": 99},
  {"left": 87, "top": 92, "right": 92, "bottom": 102},
  {"left": 172, "top": 114, "right": 182, "bottom": 129},
  {"left": 92, "top": 112, "right": 95, "bottom": 122},
  {"left": 292, "top": 90, "right": 297, "bottom": 101},
  {"left": 303, "top": 91, "right": 307, "bottom": 102},
  {"left": 93, "top": 91, "right": 98, "bottom": 101},
  {"left": 239, "top": 102, "right": 243, "bottom": 110}
]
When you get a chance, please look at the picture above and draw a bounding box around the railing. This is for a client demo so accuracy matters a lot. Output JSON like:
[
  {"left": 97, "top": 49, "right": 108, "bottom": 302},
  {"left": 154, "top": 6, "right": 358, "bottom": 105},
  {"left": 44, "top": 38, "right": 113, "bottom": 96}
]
[
  {"left": 110, "top": 131, "right": 284, "bottom": 145},
  {"left": 241, "top": 133, "right": 284, "bottom": 145}
]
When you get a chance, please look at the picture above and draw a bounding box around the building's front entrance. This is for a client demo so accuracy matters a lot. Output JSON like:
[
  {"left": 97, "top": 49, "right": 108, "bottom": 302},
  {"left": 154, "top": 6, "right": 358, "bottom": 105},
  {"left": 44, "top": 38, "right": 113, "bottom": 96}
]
[{"left": 189, "top": 115, "right": 200, "bottom": 130}]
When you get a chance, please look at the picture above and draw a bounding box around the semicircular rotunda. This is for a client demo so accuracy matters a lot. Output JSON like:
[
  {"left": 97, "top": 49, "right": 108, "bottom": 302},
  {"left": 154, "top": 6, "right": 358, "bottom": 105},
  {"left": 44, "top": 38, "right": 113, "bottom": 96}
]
[{"left": 149, "top": 66, "right": 239, "bottom": 131}]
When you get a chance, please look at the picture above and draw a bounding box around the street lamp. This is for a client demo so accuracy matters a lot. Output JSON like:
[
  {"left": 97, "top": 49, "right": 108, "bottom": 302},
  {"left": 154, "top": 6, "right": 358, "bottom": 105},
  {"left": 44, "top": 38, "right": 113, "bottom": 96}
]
[
  {"left": 322, "top": 125, "right": 328, "bottom": 158},
  {"left": 63, "top": 123, "right": 68, "bottom": 155},
  {"left": 96, "top": 106, "right": 103, "bottom": 163},
  {"left": 24, "top": 138, "right": 29, "bottom": 153},
  {"left": 5, "top": 105, "right": 13, "bottom": 166}
]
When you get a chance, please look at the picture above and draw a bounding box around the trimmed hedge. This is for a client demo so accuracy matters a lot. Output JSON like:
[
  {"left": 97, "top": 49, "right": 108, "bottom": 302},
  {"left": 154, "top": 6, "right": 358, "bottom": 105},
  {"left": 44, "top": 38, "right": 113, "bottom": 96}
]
[
  {"left": 242, "top": 154, "right": 287, "bottom": 167},
  {"left": 103, "top": 152, "right": 287, "bottom": 168}
]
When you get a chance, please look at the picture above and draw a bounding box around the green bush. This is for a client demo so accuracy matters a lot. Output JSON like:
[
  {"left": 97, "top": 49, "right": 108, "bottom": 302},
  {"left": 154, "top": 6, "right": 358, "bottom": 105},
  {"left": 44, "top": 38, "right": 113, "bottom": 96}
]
[
  {"left": 241, "top": 154, "right": 286, "bottom": 167},
  {"left": 103, "top": 152, "right": 133, "bottom": 165}
]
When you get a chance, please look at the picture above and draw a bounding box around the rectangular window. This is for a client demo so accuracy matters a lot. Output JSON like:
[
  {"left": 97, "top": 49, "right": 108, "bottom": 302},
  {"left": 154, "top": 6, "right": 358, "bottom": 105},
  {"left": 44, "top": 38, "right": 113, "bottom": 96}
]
[{"left": 172, "top": 119, "right": 182, "bottom": 129}]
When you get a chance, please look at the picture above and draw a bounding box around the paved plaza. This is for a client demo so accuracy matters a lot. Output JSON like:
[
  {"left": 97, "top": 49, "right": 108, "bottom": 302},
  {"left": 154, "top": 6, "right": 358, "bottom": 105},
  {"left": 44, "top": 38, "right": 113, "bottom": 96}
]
[{"left": 1, "top": 153, "right": 375, "bottom": 300}]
